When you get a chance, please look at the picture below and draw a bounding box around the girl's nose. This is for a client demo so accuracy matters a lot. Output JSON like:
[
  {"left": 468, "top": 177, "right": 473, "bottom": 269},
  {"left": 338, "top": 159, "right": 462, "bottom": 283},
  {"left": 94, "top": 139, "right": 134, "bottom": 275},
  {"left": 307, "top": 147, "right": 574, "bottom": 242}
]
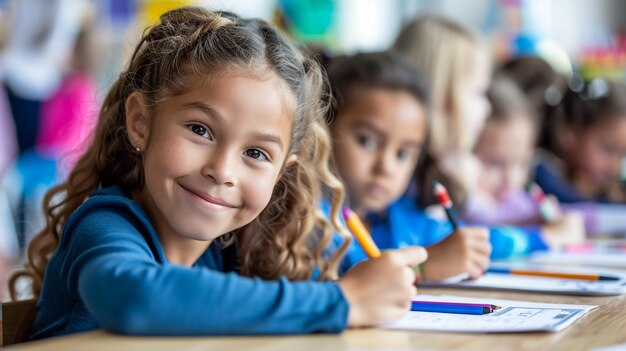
[
  {"left": 373, "top": 148, "right": 395, "bottom": 176},
  {"left": 202, "top": 149, "right": 237, "bottom": 187}
]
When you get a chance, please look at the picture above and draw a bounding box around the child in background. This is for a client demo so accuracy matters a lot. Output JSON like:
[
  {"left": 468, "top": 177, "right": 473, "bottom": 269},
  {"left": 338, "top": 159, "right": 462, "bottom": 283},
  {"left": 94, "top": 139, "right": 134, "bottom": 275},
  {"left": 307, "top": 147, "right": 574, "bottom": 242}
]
[
  {"left": 536, "top": 77, "right": 626, "bottom": 204},
  {"left": 467, "top": 76, "right": 585, "bottom": 248},
  {"left": 393, "top": 15, "right": 491, "bottom": 207},
  {"left": 2, "top": 5, "right": 101, "bottom": 262},
  {"left": 499, "top": 56, "right": 567, "bottom": 122},
  {"left": 393, "top": 15, "right": 551, "bottom": 258},
  {"left": 325, "top": 51, "right": 491, "bottom": 280},
  {"left": 36, "top": 5, "right": 100, "bottom": 168},
  {"left": 16, "top": 8, "right": 426, "bottom": 339}
]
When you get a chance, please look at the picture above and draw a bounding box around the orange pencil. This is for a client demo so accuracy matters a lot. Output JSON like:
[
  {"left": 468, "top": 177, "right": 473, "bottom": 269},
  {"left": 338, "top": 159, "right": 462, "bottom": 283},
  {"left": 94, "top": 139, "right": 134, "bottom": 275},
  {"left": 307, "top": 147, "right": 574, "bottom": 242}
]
[
  {"left": 342, "top": 207, "right": 381, "bottom": 258},
  {"left": 487, "top": 267, "right": 620, "bottom": 281}
]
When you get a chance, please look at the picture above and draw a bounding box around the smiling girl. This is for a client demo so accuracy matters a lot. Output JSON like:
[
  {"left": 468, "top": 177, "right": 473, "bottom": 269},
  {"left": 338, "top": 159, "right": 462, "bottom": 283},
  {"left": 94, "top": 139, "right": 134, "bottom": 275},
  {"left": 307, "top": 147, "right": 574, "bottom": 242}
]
[{"left": 15, "top": 8, "right": 426, "bottom": 339}]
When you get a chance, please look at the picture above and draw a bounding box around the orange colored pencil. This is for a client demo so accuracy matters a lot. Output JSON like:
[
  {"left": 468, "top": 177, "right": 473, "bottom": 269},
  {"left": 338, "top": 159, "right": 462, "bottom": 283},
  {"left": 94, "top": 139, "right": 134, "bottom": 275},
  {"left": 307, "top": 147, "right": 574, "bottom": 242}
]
[
  {"left": 487, "top": 267, "right": 620, "bottom": 281},
  {"left": 342, "top": 207, "right": 381, "bottom": 258}
]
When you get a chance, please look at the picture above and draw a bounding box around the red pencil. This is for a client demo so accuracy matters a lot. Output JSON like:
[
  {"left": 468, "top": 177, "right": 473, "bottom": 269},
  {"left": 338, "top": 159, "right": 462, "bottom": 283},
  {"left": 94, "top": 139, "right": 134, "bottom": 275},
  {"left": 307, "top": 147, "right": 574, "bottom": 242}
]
[{"left": 433, "top": 181, "right": 458, "bottom": 230}]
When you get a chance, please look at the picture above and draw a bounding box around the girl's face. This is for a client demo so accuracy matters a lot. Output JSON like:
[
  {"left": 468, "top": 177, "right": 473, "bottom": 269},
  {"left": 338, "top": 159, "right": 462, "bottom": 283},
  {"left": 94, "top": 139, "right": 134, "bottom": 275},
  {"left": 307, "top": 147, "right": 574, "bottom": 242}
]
[
  {"left": 459, "top": 52, "right": 491, "bottom": 149},
  {"left": 331, "top": 87, "right": 427, "bottom": 216},
  {"left": 474, "top": 117, "right": 534, "bottom": 201},
  {"left": 569, "top": 117, "right": 626, "bottom": 187},
  {"left": 128, "top": 71, "right": 294, "bottom": 249}
]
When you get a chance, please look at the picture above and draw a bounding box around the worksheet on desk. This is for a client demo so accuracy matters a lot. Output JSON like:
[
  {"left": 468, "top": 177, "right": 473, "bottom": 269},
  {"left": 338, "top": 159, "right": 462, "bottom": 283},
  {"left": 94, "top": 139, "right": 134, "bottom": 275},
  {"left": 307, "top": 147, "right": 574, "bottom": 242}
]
[
  {"left": 381, "top": 295, "right": 596, "bottom": 333},
  {"left": 421, "top": 273, "right": 626, "bottom": 296},
  {"left": 419, "top": 265, "right": 626, "bottom": 296},
  {"left": 530, "top": 251, "right": 626, "bottom": 268}
]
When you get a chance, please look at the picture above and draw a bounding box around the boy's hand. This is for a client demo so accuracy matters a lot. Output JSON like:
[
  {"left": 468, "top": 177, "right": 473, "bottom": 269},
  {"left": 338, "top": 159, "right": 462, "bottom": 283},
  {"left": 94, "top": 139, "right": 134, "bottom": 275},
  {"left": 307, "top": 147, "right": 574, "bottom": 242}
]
[{"left": 423, "top": 227, "right": 491, "bottom": 280}]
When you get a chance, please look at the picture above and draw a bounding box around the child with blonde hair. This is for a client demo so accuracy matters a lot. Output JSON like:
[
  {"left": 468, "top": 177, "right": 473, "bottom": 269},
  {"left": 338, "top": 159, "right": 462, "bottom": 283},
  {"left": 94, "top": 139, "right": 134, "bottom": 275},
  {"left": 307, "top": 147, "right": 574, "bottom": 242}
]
[
  {"left": 393, "top": 15, "right": 553, "bottom": 258},
  {"left": 14, "top": 8, "right": 426, "bottom": 339},
  {"left": 393, "top": 15, "right": 491, "bottom": 205}
]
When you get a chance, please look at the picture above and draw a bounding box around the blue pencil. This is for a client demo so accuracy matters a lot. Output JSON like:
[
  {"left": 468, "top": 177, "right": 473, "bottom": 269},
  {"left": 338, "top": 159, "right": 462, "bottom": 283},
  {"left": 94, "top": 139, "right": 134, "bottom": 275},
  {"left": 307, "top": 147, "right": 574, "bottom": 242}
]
[{"left": 411, "top": 300, "right": 500, "bottom": 315}]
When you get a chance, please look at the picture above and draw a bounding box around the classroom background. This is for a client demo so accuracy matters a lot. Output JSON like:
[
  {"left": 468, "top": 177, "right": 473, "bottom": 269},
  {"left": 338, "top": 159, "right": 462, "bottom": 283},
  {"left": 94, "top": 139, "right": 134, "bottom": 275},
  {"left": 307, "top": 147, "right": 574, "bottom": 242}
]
[
  {"left": 2, "top": 0, "right": 626, "bottom": 350},
  {"left": 1, "top": 0, "right": 626, "bottom": 304}
]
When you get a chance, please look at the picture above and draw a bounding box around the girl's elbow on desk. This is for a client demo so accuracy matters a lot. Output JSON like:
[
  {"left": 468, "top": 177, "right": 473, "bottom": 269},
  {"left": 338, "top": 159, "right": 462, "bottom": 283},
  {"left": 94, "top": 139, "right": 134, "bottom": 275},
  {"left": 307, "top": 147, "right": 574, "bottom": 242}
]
[{"left": 78, "top": 265, "right": 165, "bottom": 335}]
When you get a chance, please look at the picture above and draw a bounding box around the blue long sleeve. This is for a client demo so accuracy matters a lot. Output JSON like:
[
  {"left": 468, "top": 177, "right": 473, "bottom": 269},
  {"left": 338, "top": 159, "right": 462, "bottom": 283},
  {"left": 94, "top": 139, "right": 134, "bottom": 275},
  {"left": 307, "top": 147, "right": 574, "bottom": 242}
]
[
  {"left": 487, "top": 225, "right": 547, "bottom": 259},
  {"left": 30, "top": 186, "right": 348, "bottom": 339},
  {"left": 333, "top": 196, "right": 549, "bottom": 272}
]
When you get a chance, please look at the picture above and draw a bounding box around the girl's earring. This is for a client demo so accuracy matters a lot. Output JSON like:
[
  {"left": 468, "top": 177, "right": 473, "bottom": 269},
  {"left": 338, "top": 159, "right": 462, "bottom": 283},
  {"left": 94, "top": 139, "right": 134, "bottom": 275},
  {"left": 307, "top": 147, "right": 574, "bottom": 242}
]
[{"left": 135, "top": 147, "right": 141, "bottom": 153}]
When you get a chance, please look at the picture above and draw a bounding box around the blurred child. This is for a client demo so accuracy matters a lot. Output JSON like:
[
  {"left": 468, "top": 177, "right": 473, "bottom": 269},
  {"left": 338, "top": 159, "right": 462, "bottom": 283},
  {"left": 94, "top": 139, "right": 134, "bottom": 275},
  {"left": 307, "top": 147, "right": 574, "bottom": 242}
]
[
  {"left": 15, "top": 8, "right": 426, "bottom": 339},
  {"left": 499, "top": 56, "right": 567, "bottom": 121},
  {"left": 393, "top": 15, "right": 553, "bottom": 258},
  {"left": 36, "top": 6, "right": 100, "bottom": 167},
  {"left": 0, "top": 1, "right": 98, "bottom": 263},
  {"left": 393, "top": 15, "right": 491, "bottom": 206},
  {"left": 467, "top": 76, "right": 585, "bottom": 248},
  {"left": 325, "top": 51, "right": 491, "bottom": 280},
  {"left": 2, "top": 0, "right": 85, "bottom": 153},
  {"left": 536, "top": 77, "right": 626, "bottom": 203}
]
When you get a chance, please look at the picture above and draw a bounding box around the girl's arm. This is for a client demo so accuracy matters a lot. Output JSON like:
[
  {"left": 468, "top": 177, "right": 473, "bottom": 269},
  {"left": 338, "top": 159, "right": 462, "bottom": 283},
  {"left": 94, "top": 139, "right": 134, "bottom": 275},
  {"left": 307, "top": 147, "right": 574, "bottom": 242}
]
[{"left": 65, "top": 207, "right": 348, "bottom": 335}]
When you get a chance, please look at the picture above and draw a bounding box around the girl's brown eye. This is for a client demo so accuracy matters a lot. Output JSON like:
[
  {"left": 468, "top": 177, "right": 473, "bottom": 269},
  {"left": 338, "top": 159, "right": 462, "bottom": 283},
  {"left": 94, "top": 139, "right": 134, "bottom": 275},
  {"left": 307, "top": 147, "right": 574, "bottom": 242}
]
[
  {"left": 245, "top": 149, "right": 269, "bottom": 161},
  {"left": 187, "top": 124, "right": 212, "bottom": 140}
]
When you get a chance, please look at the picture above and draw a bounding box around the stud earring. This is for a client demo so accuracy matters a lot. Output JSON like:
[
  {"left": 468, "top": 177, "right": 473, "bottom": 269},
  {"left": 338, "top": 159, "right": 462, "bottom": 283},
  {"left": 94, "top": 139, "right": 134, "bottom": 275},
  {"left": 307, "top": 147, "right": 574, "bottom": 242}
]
[{"left": 135, "top": 147, "right": 141, "bottom": 152}]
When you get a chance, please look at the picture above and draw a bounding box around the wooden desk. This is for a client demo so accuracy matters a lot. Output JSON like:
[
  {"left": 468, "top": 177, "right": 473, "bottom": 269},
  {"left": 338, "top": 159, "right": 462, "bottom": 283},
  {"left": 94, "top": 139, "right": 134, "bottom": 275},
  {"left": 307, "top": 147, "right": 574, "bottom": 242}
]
[{"left": 6, "top": 287, "right": 626, "bottom": 351}]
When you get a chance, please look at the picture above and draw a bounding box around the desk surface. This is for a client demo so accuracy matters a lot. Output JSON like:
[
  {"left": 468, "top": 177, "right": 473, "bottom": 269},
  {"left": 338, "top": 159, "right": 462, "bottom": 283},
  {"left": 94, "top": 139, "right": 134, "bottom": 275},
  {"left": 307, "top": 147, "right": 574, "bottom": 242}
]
[{"left": 6, "top": 287, "right": 626, "bottom": 351}]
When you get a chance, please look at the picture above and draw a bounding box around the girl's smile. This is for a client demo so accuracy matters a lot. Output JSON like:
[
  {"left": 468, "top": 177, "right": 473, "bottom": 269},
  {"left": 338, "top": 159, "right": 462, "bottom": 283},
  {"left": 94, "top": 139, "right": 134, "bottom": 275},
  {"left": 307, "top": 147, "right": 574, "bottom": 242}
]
[{"left": 178, "top": 182, "right": 240, "bottom": 210}]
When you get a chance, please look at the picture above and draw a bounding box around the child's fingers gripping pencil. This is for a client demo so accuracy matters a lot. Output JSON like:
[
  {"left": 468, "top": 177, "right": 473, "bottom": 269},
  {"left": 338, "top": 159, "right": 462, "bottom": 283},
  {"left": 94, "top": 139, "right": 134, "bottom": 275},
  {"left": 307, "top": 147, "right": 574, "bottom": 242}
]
[
  {"left": 342, "top": 207, "right": 426, "bottom": 281},
  {"left": 432, "top": 181, "right": 458, "bottom": 230}
]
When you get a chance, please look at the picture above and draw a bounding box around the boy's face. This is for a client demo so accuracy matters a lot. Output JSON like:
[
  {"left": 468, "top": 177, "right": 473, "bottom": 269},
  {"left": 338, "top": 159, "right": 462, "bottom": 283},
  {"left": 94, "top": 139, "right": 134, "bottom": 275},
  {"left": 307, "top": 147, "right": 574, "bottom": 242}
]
[
  {"left": 572, "top": 117, "right": 626, "bottom": 187},
  {"left": 474, "top": 117, "right": 534, "bottom": 201},
  {"left": 129, "top": 71, "right": 294, "bottom": 247},
  {"left": 331, "top": 87, "right": 427, "bottom": 216}
]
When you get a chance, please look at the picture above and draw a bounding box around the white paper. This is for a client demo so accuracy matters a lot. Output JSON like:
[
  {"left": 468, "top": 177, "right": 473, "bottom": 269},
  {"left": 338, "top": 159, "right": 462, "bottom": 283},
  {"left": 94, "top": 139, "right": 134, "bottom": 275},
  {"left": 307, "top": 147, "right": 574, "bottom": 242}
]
[
  {"left": 381, "top": 295, "right": 596, "bottom": 333},
  {"left": 421, "top": 273, "right": 626, "bottom": 296},
  {"left": 420, "top": 265, "right": 626, "bottom": 296},
  {"left": 530, "top": 251, "right": 626, "bottom": 268}
]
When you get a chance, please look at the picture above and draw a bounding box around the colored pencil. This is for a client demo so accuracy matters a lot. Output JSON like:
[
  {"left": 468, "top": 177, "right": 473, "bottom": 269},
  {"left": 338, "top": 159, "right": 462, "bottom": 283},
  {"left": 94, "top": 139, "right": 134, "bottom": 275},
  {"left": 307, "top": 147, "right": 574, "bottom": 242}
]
[
  {"left": 486, "top": 267, "right": 620, "bottom": 281},
  {"left": 411, "top": 300, "right": 501, "bottom": 315},
  {"left": 342, "top": 207, "right": 427, "bottom": 281},
  {"left": 342, "top": 207, "right": 381, "bottom": 258},
  {"left": 433, "top": 181, "right": 458, "bottom": 230}
]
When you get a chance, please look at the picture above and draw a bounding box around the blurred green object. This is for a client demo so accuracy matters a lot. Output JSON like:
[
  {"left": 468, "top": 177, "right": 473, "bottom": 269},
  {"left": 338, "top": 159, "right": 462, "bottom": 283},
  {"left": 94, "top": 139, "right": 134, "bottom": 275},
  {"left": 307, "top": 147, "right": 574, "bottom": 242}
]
[{"left": 277, "top": 0, "right": 336, "bottom": 42}]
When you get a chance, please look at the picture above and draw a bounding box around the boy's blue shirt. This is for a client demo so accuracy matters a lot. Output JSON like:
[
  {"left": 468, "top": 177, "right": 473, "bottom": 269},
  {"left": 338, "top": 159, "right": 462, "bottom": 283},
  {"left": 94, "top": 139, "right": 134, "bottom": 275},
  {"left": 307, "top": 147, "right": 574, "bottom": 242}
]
[
  {"left": 331, "top": 196, "right": 548, "bottom": 273},
  {"left": 30, "top": 185, "right": 348, "bottom": 339}
]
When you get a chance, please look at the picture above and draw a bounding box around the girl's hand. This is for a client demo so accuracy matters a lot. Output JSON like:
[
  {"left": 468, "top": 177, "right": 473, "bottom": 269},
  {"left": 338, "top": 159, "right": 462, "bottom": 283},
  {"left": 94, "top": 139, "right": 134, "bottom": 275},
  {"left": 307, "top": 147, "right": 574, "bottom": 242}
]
[
  {"left": 423, "top": 227, "right": 491, "bottom": 280},
  {"left": 338, "top": 246, "right": 427, "bottom": 327}
]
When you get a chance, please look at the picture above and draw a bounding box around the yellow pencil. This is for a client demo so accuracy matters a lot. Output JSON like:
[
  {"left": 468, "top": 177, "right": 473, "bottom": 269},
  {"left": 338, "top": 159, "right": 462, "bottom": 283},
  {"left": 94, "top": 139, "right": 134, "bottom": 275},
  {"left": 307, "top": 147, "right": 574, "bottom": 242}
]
[{"left": 342, "top": 207, "right": 381, "bottom": 258}]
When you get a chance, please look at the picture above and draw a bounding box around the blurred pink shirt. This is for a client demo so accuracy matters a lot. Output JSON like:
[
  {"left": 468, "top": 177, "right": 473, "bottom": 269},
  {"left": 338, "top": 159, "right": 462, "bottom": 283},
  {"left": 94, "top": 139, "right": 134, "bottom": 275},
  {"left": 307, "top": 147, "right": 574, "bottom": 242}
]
[{"left": 37, "top": 71, "right": 99, "bottom": 171}]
